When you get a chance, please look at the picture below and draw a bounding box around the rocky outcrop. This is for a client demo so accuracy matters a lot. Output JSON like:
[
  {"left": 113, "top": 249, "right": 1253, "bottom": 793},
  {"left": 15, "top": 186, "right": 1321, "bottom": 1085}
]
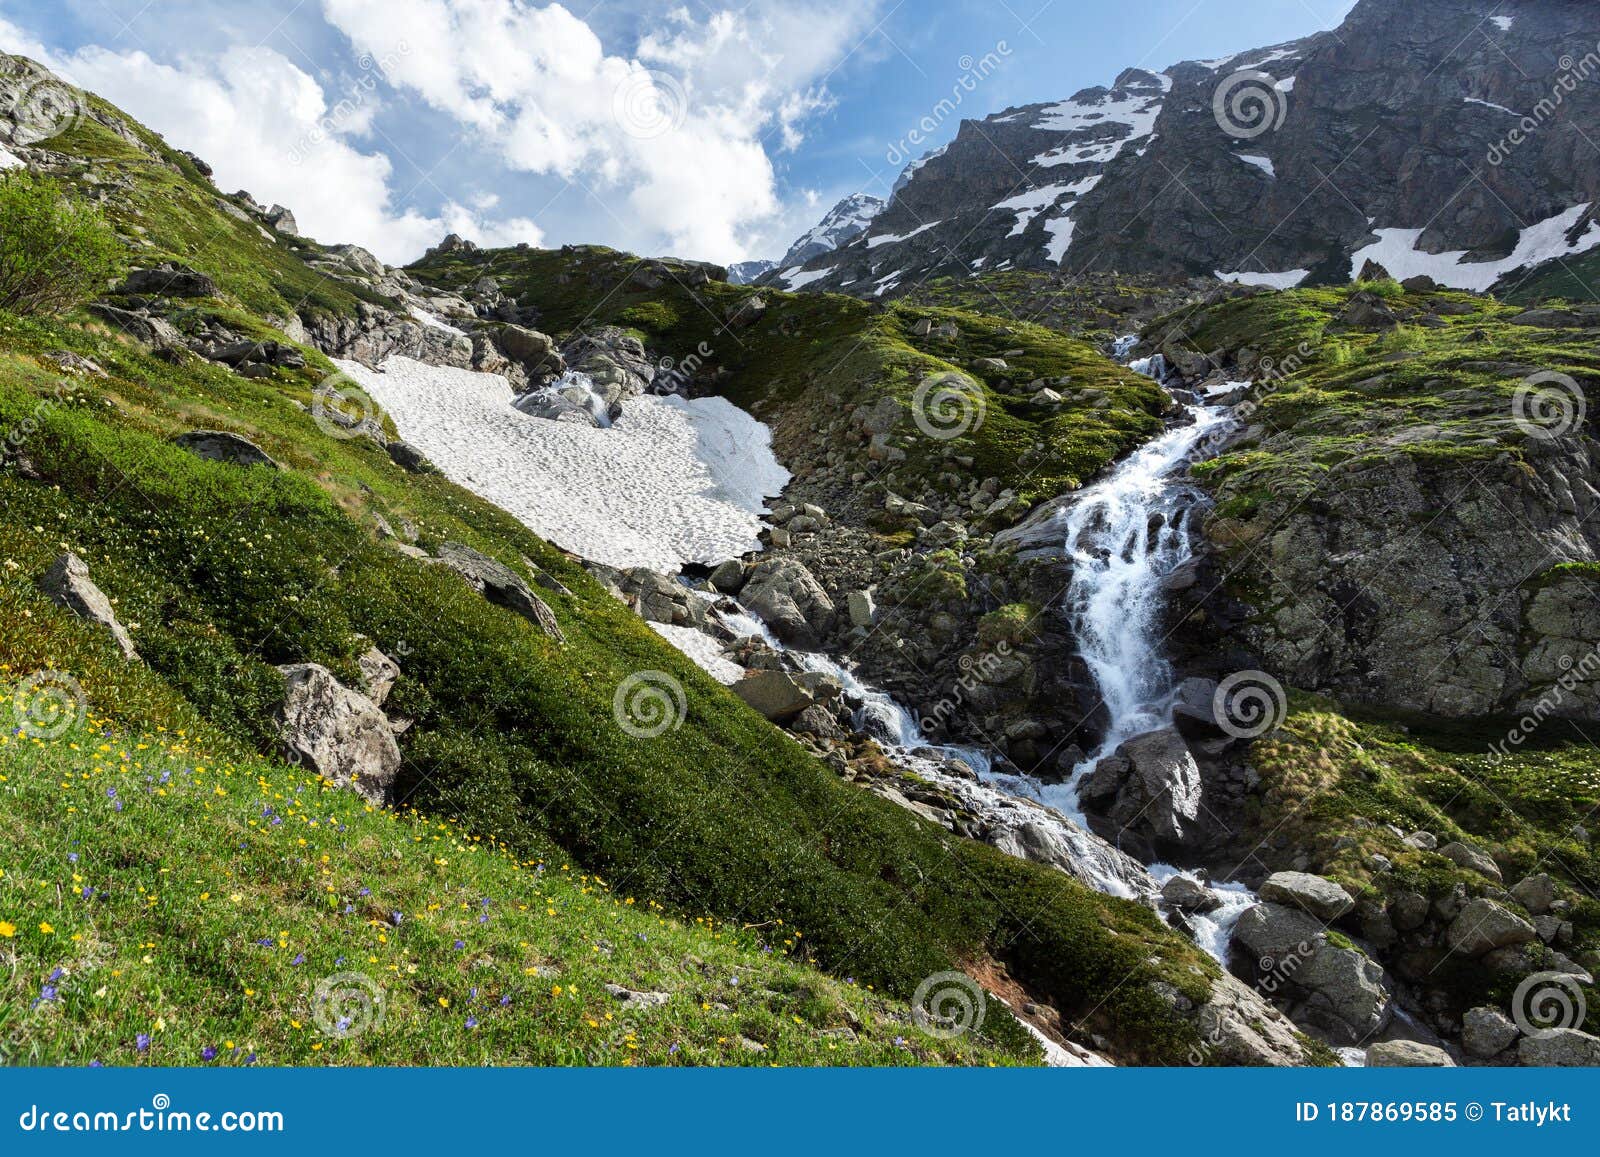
[
  {"left": 172, "top": 430, "right": 282, "bottom": 470},
  {"left": 116, "top": 262, "right": 218, "bottom": 298},
  {"left": 37, "top": 553, "right": 138, "bottom": 660},
  {"left": 1077, "top": 727, "right": 1203, "bottom": 853},
  {"left": 274, "top": 663, "right": 401, "bottom": 804},
  {"left": 1232, "top": 902, "right": 1392, "bottom": 1046},
  {"left": 739, "top": 558, "right": 837, "bottom": 649},
  {"left": 1259, "top": 872, "right": 1355, "bottom": 921},
  {"left": 434, "top": 542, "right": 565, "bottom": 642},
  {"left": 1366, "top": 1040, "right": 1454, "bottom": 1067}
]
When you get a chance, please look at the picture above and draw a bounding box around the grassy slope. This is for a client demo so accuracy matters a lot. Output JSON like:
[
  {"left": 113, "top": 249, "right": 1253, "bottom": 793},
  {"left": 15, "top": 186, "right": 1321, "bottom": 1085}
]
[
  {"left": 0, "top": 710, "right": 1029, "bottom": 1067},
  {"left": 1496, "top": 250, "right": 1600, "bottom": 307},
  {"left": 407, "top": 247, "right": 1168, "bottom": 504}
]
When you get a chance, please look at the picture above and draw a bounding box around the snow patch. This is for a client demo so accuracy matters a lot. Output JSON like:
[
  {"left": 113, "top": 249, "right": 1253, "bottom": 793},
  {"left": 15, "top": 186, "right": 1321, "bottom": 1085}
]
[
  {"left": 1349, "top": 203, "right": 1600, "bottom": 291},
  {"left": 1491, "top": 15, "right": 1514, "bottom": 31},
  {"left": 0, "top": 146, "right": 24, "bottom": 170},
  {"left": 1276, "top": 75, "right": 1297, "bottom": 93},
  {"left": 408, "top": 306, "right": 467, "bottom": 335},
  {"left": 1044, "top": 215, "right": 1078, "bottom": 264},
  {"left": 649, "top": 622, "right": 744, "bottom": 684},
  {"left": 865, "top": 220, "right": 941, "bottom": 248},
  {"left": 777, "top": 265, "right": 834, "bottom": 290},
  {"left": 332, "top": 356, "right": 790, "bottom": 573},
  {"left": 1236, "top": 153, "right": 1275, "bottom": 178},
  {"left": 1464, "top": 96, "right": 1520, "bottom": 116},
  {"left": 1214, "top": 268, "right": 1309, "bottom": 289}
]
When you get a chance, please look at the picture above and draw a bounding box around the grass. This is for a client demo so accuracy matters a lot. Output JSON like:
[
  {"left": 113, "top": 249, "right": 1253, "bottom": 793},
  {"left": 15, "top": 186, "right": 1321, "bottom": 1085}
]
[{"left": 0, "top": 710, "right": 1030, "bottom": 1067}]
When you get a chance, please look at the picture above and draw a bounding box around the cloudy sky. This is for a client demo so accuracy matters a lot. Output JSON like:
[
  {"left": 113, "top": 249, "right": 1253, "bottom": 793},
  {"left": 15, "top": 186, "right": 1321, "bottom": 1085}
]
[{"left": 0, "top": 0, "right": 1357, "bottom": 266}]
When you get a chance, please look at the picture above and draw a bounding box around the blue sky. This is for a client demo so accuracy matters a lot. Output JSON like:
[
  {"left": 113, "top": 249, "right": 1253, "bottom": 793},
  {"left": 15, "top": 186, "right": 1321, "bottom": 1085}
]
[{"left": 0, "top": 0, "right": 1358, "bottom": 265}]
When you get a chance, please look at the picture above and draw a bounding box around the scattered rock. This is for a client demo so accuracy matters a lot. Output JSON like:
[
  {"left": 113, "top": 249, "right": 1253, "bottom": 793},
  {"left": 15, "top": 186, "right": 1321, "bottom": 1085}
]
[
  {"left": 434, "top": 542, "right": 565, "bottom": 642},
  {"left": 1259, "top": 872, "right": 1355, "bottom": 921},
  {"left": 1517, "top": 1028, "right": 1600, "bottom": 1067},
  {"left": 1366, "top": 1040, "right": 1454, "bottom": 1067},
  {"left": 710, "top": 559, "right": 746, "bottom": 594},
  {"left": 1462, "top": 1007, "right": 1521, "bottom": 1059},
  {"left": 732, "top": 669, "right": 839, "bottom": 723},
  {"left": 274, "top": 663, "right": 401, "bottom": 804},
  {"left": 116, "top": 262, "right": 218, "bottom": 298},
  {"left": 1438, "top": 841, "right": 1503, "bottom": 883},
  {"left": 1509, "top": 873, "right": 1557, "bottom": 917},
  {"left": 37, "top": 553, "right": 138, "bottom": 660},
  {"left": 604, "top": 984, "right": 671, "bottom": 1009},
  {"left": 386, "top": 440, "right": 433, "bottom": 474},
  {"left": 172, "top": 430, "right": 282, "bottom": 470},
  {"left": 1446, "top": 898, "right": 1537, "bottom": 957},
  {"left": 740, "top": 558, "right": 837, "bottom": 648},
  {"left": 1160, "top": 874, "right": 1221, "bottom": 914}
]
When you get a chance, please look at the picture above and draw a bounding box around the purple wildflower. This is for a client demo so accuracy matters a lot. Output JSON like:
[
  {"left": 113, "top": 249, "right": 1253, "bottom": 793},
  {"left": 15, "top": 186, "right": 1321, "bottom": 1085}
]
[
  {"left": 135, "top": 1033, "right": 151, "bottom": 1053},
  {"left": 464, "top": 1016, "right": 479, "bottom": 1030},
  {"left": 201, "top": 1046, "right": 217, "bottom": 1061}
]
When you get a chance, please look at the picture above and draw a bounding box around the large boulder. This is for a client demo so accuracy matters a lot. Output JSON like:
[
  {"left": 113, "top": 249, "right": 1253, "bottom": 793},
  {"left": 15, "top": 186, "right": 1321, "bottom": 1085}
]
[
  {"left": 740, "top": 558, "right": 837, "bottom": 648},
  {"left": 1077, "top": 727, "right": 1202, "bottom": 848},
  {"left": 89, "top": 304, "right": 184, "bottom": 351},
  {"left": 1259, "top": 872, "right": 1355, "bottom": 921},
  {"left": 434, "top": 542, "right": 565, "bottom": 642},
  {"left": 37, "top": 553, "right": 138, "bottom": 660},
  {"left": 1517, "top": 1028, "right": 1600, "bottom": 1067},
  {"left": 1366, "top": 1040, "right": 1454, "bottom": 1067},
  {"left": 275, "top": 664, "right": 401, "bottom": 804},
  {"left": 117, "top": 262, "right": 218, "bottom": 298},
  {"left": 1446, "top": 899, "right": 1537, "bottom": 957},
  {"left": 173, "top": 430, "right": 282, "bottom": 470},
  {"left": 1231, "top": 903, "right": 1392, "bottom": 1045},
  {"left": 731, "top": 669, "right": 839, "bottom": 723}
]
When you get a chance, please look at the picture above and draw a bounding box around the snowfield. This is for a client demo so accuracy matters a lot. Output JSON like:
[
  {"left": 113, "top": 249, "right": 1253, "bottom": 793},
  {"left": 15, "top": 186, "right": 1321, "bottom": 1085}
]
[
  {"left": 333, "top": 356, "right": 790, "bottom": 573},
  {"left": 1349, "top": 202, "right": 1600, "bottom": 291}
]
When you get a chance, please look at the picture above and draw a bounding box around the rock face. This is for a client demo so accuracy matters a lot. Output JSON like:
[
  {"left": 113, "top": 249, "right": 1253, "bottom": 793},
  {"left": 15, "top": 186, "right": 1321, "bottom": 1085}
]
[
  {"left": 1077, "top": 727, "right": 1203, "bottom": 851},
  {"left": 774, "top": 0, "right": 1600, "bottom": 293},
  {"left": 172, "top": 430, "right": 282, "bottom": 470},
  {"left": 116, "top": 262, "right": 218, "bottom": 298},
  {"left": 37, "top": 553, "right": 138, "bottom": 660},
  {"left": 274, "top": 663, "right": 401, "bottom": 804},
  {"left": 434, "top": 543, "right": 565, "bottom": 642},
  {"left": 739, "top": 558, "right": 837, "bottom": 648}
]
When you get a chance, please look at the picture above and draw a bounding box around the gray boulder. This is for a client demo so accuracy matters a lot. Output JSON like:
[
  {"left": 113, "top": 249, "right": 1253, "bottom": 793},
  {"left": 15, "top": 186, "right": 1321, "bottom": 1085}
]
[
  {"left": 264, "top": 204, "right": 300, "bottom": 235},
  {"left": 709, "top": 560, "right": 746, "bottom": 594},
  {"left": 1232, "top": 902, "right": 1392, "bottom": 1045},
  {"left": 740, "top": 558, "right": 837, "bottom": 648},
  {"left": 732, "top": 669, "right": 840, "bottom": 723},
  {"left": 434, "top": 542, "right": 565, "bottom": 642},
  {"left": 89, "top": 304, "right": 184, "bottom": 351},
  {"left": 1446, "top": 898, "right": 1537, "bottom": 957},
  {"left": 173, "top": 430, "right": 282, "bottom": 470},
  {"left": 1517, "top": 1028, "right": 1600, "bottom": 1067},
  {"left": 357, "top": 646, "right": 400, "bottom": 707},
  {"left": 275, "top": 663, "right": 401, "bottom": 804},
  {"left": 1161, "top": 874, "right": 1221, "bottom": 914},
  {"left": 1462, "top": 1007, "right": 1521, "bottom": 1059},
  {"left": 37, "top": 553, "right": 138, "bottom": 660},
  {"left": 1259, "top": 872, "right": 1355, "bottom": 921},
  {"left": 1366, "top": 1040, "right": 1454, "bottom": 1067},
  {"left": 1509, "top": 873, "right": 1557, "bottom": 916},
  {"left": 1439, "top": 841, "right": 1503, "bottom": 883},
  {"left": 117, "top": 262, "right": 218, "bottom": 298},
  {"left": 1078, "top": 727, "right": 1202, "bottom": 847},
  {"left": 386, "top": 441, "right": 433, "bottom": 473}
]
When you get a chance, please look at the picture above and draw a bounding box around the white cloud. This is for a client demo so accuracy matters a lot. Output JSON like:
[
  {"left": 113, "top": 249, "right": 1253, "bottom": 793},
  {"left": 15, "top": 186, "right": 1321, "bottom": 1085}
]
[
  {"left": 0, "top": 19, "right": 541, "bottom": 263},
  {"left": 320, "top": 0, "right": 882, "bottom": 261}
]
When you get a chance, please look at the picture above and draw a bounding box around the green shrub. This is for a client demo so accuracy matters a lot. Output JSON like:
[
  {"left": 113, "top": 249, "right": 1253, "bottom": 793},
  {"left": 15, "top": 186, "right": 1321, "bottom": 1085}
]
[{"left": 0, "top": 171, "right": 123, "bottom": 315}]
